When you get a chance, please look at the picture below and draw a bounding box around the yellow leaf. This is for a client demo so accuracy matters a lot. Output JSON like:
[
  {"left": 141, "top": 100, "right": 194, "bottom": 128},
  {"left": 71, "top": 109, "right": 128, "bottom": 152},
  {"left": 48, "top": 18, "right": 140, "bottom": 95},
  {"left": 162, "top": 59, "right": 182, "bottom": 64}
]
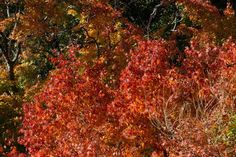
[{"left": 67, "top": 9, "right": 77, "bottom": 16}]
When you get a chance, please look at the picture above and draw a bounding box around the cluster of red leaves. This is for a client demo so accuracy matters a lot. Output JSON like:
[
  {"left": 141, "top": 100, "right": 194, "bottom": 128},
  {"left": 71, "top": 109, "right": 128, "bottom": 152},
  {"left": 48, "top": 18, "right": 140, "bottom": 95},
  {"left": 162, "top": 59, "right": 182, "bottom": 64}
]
[
  {"left": 110, "top": 38, "right": 227, "bottom": 122},
  {"left": 20, "top": 43, "right": 162, "bottom": 156},
  {"left": 19, "top": 0, "right": 236, "bottom": 156},
  {"left": 111, "top": 38, "right": 236, "bottom": 156},
  {"left": 19, "top": 37, "right": 236, "bottom": 156},
  {"left": 19, "top": 49, "right": 115, "bottom": 156}
]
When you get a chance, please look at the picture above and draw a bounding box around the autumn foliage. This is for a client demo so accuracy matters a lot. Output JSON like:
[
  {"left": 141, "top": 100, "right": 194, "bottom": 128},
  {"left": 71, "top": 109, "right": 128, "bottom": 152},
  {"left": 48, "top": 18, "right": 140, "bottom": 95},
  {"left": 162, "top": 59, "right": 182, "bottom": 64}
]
[
  {"left": 19, "top": 38, "right": 236, "bottom": 156},
  {"left": 1, "top": 0, "right": 236, "bottom": 156}
]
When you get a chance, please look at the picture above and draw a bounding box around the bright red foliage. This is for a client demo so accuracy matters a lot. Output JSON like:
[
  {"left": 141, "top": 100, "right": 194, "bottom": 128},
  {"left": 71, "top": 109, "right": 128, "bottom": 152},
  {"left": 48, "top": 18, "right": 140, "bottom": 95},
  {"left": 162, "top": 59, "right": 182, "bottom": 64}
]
[
  {"left": 20, "top": 37, "right": 236, "bottom": 156},
  {"left": 110, "top": 38, "right": 236, "bottom": 156},
  {"left": 20, "top": 49, "right": 115, "bottom": 156},
  {"left": 18, "top": 1, "right": 236, "bottom": 156}
]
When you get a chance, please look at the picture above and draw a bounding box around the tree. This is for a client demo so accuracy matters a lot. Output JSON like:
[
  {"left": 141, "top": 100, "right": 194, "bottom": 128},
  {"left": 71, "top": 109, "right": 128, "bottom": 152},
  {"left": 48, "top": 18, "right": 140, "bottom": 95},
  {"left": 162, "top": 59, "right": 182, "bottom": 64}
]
[
  {"left": 20, "top": 36, "right": 236, "bottom": 156},
  {"left": 0, "top": 0, "right": 23, "bottom": 81},
  {"left": 1, "top": 0, "right": 236, "bottom": 156},
  {"left": 0, "top": 0, "right": 78, "bottom": 154}
]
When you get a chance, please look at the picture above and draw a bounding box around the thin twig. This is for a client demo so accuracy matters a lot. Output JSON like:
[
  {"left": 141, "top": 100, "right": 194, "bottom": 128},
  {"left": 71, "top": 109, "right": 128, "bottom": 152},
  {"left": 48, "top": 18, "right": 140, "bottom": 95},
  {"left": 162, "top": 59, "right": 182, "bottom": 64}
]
[{"left": 146, "top": 2, "right": 163, "bottom": 39}]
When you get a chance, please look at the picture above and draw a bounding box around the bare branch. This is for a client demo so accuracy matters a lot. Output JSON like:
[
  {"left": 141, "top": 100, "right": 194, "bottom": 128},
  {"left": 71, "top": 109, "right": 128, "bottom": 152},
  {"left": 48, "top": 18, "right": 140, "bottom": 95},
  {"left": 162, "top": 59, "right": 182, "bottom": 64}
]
[
  {"left": 146, "top": 2, "right": 163, "bottom": 39},
  {"left": 171, "top": 11, "right": 183, "bottom": 32},
  {"left": 80, "top": 27, "right": 100, "bottom": 57},
  {"left": 12, "top": 42, "right": 21, "bottom": 63},
  {"left": 5, "top": 0, "right": 10, "bottom": 18}
]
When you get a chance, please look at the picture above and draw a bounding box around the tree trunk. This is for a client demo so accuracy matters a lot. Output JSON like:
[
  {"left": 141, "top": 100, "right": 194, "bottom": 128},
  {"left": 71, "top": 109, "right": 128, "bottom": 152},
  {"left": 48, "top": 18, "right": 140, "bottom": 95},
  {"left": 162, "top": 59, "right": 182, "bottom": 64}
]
[
  {"left": 7, "top": 62, "right": 15, "bottom": 81},
  {"left": 6, "top": 62, "right": 19, "bottom": 93}
]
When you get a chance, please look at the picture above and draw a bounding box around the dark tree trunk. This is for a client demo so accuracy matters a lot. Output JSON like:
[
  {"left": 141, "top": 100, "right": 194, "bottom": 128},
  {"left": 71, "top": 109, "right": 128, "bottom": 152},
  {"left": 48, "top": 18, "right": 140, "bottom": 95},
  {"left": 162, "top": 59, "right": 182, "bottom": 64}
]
[
  {"left": 163, "top": 149, "right": 169, "bottom": 157},
  {"left": 7, "top": 62, "right": 15, "bottom": 81},
  {"left": 6, "top": 61, "right": 19, "bottom": 93}
]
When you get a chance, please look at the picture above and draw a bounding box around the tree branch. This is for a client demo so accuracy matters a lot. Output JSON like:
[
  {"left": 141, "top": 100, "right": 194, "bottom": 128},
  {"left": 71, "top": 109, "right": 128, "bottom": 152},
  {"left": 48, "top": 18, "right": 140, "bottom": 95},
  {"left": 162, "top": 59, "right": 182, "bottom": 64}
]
[
  {"left": 12, "top": 42, "right": 21, "bottom": 63},
  {"left": 146, "top": 2, "right": 163, "bottom": 39},
  {"left": 80, "top": 27, "right": 100, "bottom": 57}
]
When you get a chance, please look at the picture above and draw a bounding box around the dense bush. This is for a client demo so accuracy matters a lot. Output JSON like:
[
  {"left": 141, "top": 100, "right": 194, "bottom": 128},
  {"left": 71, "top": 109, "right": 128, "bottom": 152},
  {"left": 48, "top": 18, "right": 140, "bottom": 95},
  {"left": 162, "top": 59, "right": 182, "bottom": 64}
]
[
  {"left": 1, "top": 0, "right": 236, "bottom": 156},
  {"left": 19, "top": 37, "right": 236, "bottom": 156}
]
